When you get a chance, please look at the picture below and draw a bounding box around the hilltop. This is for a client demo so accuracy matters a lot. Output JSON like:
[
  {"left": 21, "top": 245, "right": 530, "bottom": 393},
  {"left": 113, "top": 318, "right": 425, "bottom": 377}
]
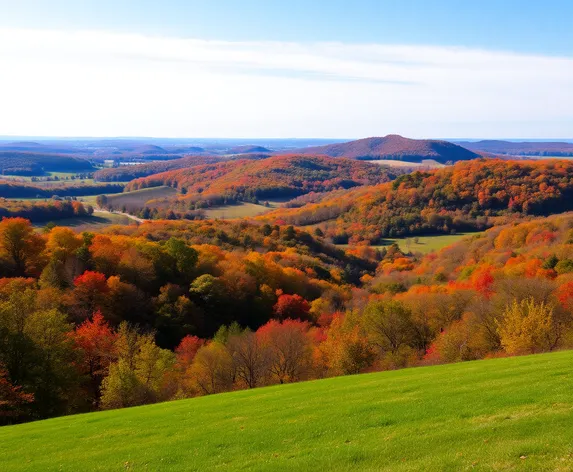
[
  {"left": 292, "top": 135, "right": 480, "bottom": 163},
  {"left": 227, "top": 145, "right": 272, "bottom": 154},
  {"left": 1, "top": 350, "right": 571, "bottom": 471}
]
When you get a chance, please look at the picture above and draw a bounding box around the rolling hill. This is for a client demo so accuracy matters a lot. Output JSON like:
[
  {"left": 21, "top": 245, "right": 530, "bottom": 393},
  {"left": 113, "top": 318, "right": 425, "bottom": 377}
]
[
  {"left": 456, "top": 140, "right": 573, "bottom": 157},
  {"left": 260, "top": 158, "right": 573, "bottom": 243},
  {"left": 293, "top": 135, "right": 480, "bottom": 163},
  {"left": 93, "top": 155, "right": 225, "bottom": 182},
  {"left": 124, "top": 154, "right": 399, "bottom": 210},
  {"left": 0, "top": 151, "right": 94, "bottom": 176},
  {"left": 227, "top": 145, "right": 272, "bottom": 154},
  {"left": 1, "top": 350, "right": 571, "bottom": 471}
]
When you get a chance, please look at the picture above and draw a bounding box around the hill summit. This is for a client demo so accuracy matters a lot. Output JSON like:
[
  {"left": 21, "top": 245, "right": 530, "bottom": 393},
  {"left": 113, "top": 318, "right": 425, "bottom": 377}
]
[{"left": 294, "top": 134, "right": 480, "bottom": 163}]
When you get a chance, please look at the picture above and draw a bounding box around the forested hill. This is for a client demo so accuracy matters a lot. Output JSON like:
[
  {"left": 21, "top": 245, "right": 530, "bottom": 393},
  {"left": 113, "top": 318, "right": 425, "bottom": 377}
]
[
  {"left": 260, "top": 159, "right": 573, "bottom": 243},
  {"left": 291, "top": 134, "right": 480, "bottom": 163},
  {"left": 0, "top": 151, "right": 94, "bottom": 175},
  {"left": 93, "top": 155, "right": 225, "bottom": 182},
  {"left": 124, "top": 154, "right": 399, "bottom": 203}
]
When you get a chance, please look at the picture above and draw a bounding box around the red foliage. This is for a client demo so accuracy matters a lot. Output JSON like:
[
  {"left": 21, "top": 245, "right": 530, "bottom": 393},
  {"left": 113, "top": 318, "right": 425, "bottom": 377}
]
[
  {"left": 273, "top": 293, "right": 311, "bottom": 321},
  {"left": 0, "top": 364, "right": 33, "bottom": 422},
  {"left": 175, "top": 335, "right": 205, "bottom": 367}
]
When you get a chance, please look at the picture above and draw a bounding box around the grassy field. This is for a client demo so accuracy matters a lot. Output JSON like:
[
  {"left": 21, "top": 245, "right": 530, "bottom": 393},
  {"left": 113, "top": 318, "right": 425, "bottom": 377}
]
[
  {"left": 369, "top": 159, "right": 446, "bottom": 169},
  {"left": 104, "top": 186, "right": 178, "bottom": 208},
  {"left": 1, "top": 172, "right": 97, "bottom": 185},
  {"left": 1, "top": 350, "right": 572, "bottom": 471},
  {"left": 203, "top": 200, "right": 284, "bottom": 219},
  {"left": 338, "top": 232, "right": 483, "bottom": 255},
  {"left": 33, "top": 211, "right": 135, "bottom": 232}
]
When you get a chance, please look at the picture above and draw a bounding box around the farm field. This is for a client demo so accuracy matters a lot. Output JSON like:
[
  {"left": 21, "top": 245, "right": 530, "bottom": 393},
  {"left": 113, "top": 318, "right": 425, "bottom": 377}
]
[
  {"left": 338, "top": 232, "right": 482, "bottom": 255},
  {"left": 1, "top": 350, "right": 571, "bottom": 471},
  {"left": 203, "top": 200, "right": 285, "bottom": 219},
  {"left": 369, "top": 159, "right": 446, "bottom": 169},
  {"left": 103, "top": 186, "right": 178, "bottom": 209},
  {"left": 33, "top": 211, "right": 135, "bottom": 231}
]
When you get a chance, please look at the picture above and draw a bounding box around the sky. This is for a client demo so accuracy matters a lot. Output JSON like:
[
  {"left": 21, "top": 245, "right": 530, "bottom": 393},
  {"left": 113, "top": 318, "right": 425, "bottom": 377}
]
[{"left": 0, "top": 0, "right": 572, "bottom": 139}]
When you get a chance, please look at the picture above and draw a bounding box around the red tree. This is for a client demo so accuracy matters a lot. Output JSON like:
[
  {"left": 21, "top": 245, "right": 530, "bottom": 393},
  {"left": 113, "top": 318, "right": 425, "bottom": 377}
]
[
  {"left": 69, "top": 271, "right": 110, "bottom": 320},
  {"left": 273, "top": 293, "right": 311, "bottom": 321},
  {"left": 175, "top": 335, "right": 205, "bottom": 367},
  {"left": 72, "top": 311, "right": 116, "bottom": 406},
  {"left": 0, "top": 364, "right": 34, "bottom": 424}
]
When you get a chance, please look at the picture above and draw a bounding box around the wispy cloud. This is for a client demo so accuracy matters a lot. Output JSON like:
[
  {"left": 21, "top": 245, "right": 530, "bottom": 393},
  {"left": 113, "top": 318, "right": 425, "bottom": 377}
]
[{"left": 0, "top": 28, "right": 571, "bottom": 138}]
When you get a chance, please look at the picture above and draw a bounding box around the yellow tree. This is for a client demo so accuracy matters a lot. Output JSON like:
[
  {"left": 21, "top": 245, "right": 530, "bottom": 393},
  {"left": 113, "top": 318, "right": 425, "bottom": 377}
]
[{"left": 497, "top": 298, "right": 556, "bottom": 355}]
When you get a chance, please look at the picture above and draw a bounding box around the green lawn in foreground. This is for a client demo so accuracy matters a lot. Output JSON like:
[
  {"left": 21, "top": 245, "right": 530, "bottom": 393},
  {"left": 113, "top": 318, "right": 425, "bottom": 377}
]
[{"left": 1, "top": 350, "right": 572, "bottom": 471}]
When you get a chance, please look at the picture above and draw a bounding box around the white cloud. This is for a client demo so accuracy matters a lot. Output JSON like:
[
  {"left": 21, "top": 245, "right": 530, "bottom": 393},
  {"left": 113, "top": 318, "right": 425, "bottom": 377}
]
[{"left": 0, "top": 28, "right": 571, "bottom": 138}]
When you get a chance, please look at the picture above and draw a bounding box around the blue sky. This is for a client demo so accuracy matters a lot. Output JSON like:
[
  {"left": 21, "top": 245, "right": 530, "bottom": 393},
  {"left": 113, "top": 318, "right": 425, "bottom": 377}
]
[
  {"left": 2, "top": 0, "right": 572, "bottom": 55},
  {"left": 0, "top": 1, "right": 572, "bottom": 138}
]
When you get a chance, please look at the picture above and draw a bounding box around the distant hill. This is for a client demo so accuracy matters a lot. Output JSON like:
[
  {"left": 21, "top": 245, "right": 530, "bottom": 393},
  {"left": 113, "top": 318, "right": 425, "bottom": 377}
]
[
  {"left": 292, "top": 135, "right": 480, "bottom": 163},
  {"left": 455, "top": 140, "right": 573, "bottom": 157},
  {"left": 122, "top": 155, "right": 399, "bottom": 215},
  {"left": 0, "top": 151, "right": 94, "bottom": 176},
  {"left": 94, "top": 155, "right": 225, "bottom": 182},
  {"left": 227, "top": 145, "right": 272, "bottom": 154},
  {"left": 260, "top": 158, "right": 573, "bottom": 243}
]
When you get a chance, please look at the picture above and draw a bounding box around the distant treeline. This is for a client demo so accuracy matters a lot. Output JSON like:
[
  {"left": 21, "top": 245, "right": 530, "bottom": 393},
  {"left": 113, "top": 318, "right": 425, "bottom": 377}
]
[
  {"left": 0, "top": 199, "right": 92, "bottom": 222},
  {"left": 0, "top": 152, "right": 94, "bottom": 176},
  {"left": 93, "top": 156, "right": 224, "bottom": 182},
  {"left": 0, "top": 181, "right": 124, "bottom": 198}
]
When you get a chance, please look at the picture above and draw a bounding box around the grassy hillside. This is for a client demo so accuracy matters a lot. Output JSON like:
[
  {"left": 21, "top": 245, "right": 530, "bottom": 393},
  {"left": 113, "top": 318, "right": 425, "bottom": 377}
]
[
  {"left": 338, "top": 232, "right": 483, "bottom": 255},
  {"left": 2, "top": 350, "right": 572, "bottom": 471},
  {"left": 103, "top": 186, "right": 178, "bottom": 210}
]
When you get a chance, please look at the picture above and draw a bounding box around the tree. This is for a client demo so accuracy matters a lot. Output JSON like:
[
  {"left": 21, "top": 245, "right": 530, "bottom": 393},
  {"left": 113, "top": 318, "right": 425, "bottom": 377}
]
[
  {"left": 227, "top": 330, "right": 269, "bottom": 389},
  {"left": 189, "top": 342, "right": 234, "bottom": 395},
  {"left": 100, "top": 360, "right": 146, "bottom": 410},
  {"left": 175, "top": 335, "right": 205, "bottom": 367},
  {"left": 72, "top": 311, "right": 117, "bottom": 407},
  {"left": 273, "top": 293, "right": 310, "bottom": 321},
  {"left": 256, "top": 319, "right": 313, "bottom": 384},
  {"left": 100, "top": 326, "right": 174, "bottom": 409},
  {"left": 165, "top": 238, "right": 198, "bottom": 281},
  {"left": 0, "top": 217, "right": 44, "bottom": 276},
  {"left": 0, "top": 364, "right": 34, "bottom": 425},
  {"left": 362, "top": 300, "right": 415, "bottom": 356},
  {"left": 497, "top": 298, "right": 556, "bottom": 355},
  {"left": 68, "top": 271, "right": 109, "bottom": 321}
]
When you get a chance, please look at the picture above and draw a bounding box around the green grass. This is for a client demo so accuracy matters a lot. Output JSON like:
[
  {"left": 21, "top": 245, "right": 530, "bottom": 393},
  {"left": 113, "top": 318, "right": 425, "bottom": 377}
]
[
  {"left": 1, "top": 351, "right": 572, "bottom": 471},
  {"left": 1, "top": 172, "right": 97, "bottom": 185},
  {"left": 203, "top": 200, "right": 285, "bottom": 219},
  {"left": 338, "top": 232, "right": 483, "bottom": 255},
  {"left": 387, "top": 232, "right": 483, "bottom": 254},
  {"left": 105, "top": 186, "right": 177, "bottom": 208}
]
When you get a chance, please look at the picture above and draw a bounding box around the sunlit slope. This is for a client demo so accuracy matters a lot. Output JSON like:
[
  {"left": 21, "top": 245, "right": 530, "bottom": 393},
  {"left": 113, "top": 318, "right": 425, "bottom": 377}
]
[{"left": 1, "top": 350, "right": 572, "bottom": 471}]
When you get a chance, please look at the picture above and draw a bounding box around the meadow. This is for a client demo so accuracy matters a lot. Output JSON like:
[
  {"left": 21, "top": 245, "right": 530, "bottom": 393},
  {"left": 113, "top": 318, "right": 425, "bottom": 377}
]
[
  {"left": 32, "top": 211, "right": 135, "bottom": 231},
  {"left": 1, "top": 350, "right": 571, "bottom": 471},
  {"left": 339, "top": 232, "right": 482, "bottom": 255},
  {"left": 101, "top": 186, "right": 177, "bottom": 209},
  {"left": 203, "top": 200, "right": 285, "bottom": 219}
]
